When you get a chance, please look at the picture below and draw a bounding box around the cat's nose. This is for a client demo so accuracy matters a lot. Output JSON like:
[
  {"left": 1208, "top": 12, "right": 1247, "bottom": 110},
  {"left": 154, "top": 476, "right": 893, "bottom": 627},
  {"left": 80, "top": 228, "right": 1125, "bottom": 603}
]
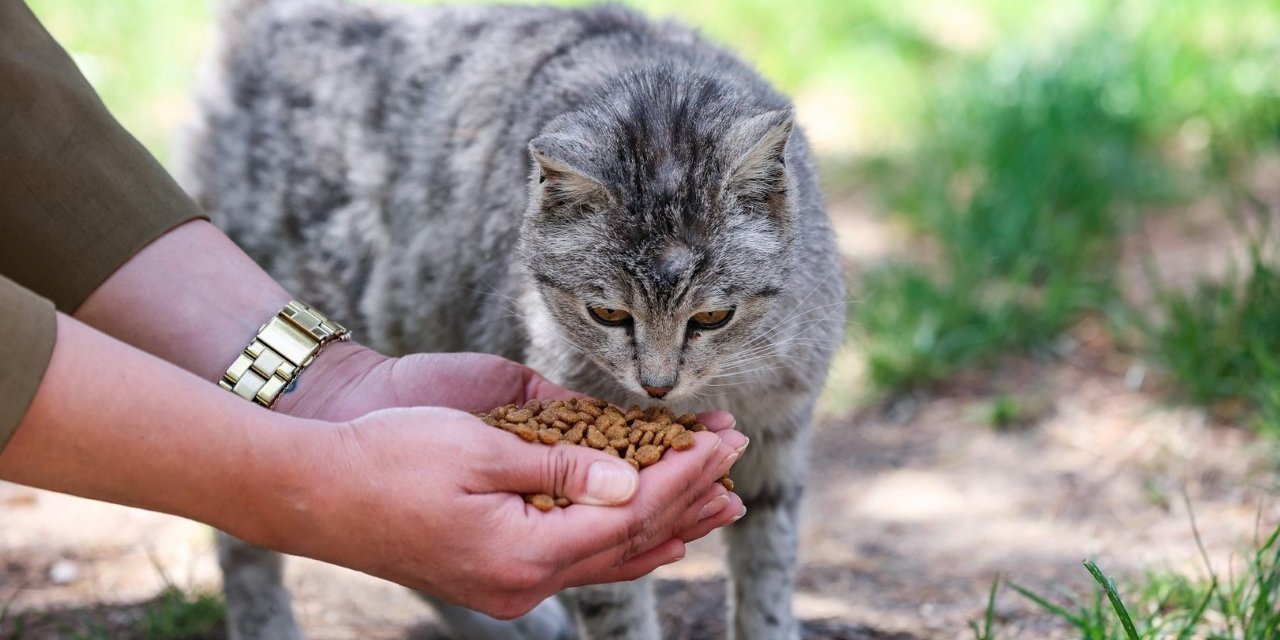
[{"left": 642, "top": 384, "right": 672, "bottom": 399}]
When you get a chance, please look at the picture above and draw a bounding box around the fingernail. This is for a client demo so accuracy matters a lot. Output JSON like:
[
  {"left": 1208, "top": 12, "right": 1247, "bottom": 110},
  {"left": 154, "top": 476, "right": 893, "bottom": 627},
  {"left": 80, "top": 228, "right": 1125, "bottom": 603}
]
[
  {"left": 731, "top": 506, "right": 747, "bottom": 522},
  {"left": 697, "top": 495, "right": 731, "bottom": 520},
  {"left": 736, "top": 437, "right": 749, "bottom": 455},
  {"left": 584, "top": 461, "right": 638, "bottom": 505},
  {"left": 664, "top": 546, "right": 687, "bottom": 566},
  {"left": 719, "top": 451, "right": 740, "bottom": 475}
]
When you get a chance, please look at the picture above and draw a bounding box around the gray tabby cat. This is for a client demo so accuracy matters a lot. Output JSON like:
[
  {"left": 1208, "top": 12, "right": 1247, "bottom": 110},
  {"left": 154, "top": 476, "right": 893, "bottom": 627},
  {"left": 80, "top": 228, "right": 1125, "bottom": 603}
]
[{"left": 179, "top": 0, "right": 845, "bottom": 638}]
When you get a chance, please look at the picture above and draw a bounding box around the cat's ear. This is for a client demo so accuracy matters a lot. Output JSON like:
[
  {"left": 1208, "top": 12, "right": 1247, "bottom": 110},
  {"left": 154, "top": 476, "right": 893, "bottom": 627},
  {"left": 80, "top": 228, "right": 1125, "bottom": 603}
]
[
  {"left": 529, "top": 135, "right": 611, "bottom": 210},
  {"left": 722, "top": 108, "right": 793, "bottom": 207}
]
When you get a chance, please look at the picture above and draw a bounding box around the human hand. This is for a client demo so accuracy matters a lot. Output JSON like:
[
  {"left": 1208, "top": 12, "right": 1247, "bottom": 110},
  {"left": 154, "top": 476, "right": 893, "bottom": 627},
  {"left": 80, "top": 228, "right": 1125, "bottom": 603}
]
[
  {"left": 276, "top": 341, "right": 740, "bottom": 446},
  {"left": 271, "top": 405, "right": 747, "bottom": 619},
  {"left": 275, "top": 342, "right": 573, "bottom": 420}
]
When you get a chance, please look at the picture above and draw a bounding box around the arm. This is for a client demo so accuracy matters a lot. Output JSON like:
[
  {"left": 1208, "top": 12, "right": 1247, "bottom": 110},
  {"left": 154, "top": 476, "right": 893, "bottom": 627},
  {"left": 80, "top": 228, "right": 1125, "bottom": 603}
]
[{"left": 0, "top": 313, "right": 744, "bottom": 618}]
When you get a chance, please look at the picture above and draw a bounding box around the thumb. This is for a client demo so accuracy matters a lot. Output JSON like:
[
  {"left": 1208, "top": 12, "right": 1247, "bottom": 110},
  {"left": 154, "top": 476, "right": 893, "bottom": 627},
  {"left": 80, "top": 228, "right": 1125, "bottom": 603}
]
[{"left": 489, "top": 435, "right": 640, "bottom": 506}]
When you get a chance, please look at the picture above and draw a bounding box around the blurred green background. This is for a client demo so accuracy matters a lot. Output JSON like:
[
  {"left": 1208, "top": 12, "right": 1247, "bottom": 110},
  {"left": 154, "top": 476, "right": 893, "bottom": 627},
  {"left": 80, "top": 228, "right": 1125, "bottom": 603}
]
[{"left": 27, "top": 0, "right": 1280, "bottom": 430}]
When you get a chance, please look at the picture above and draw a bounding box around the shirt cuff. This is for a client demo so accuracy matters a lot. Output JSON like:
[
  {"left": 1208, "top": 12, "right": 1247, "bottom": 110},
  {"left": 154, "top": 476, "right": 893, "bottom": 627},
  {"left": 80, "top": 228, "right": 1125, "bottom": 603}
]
[{"left": 0, "top": 276, "right": 57, "bottom": 452}]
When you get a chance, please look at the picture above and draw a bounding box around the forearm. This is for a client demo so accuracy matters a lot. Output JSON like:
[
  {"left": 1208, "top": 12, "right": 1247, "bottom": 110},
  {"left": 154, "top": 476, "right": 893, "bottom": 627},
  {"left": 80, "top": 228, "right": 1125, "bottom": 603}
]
[
  {"left": 0, "top": 313, "right": 330, "bottom": 549},
  {"left": 74, "top": 219, "right": 381, "bottom": 415},
  {"left": 75, "top": 219, "right": 293, "bottom": 381}
]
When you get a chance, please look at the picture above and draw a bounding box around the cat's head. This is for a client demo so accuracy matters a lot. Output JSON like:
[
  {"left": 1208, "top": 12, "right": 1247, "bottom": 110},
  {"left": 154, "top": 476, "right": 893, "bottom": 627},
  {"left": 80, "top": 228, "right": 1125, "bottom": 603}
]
[{"left": 520, "top": 71, "right": 799, "bottom": 402}]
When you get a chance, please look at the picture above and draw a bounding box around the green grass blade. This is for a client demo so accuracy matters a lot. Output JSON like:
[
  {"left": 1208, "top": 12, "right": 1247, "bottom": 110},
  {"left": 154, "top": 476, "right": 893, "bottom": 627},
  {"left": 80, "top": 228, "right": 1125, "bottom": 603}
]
[
  {"left": 978, "top": 573, "right": 1000, "bottom": 640},
  {"left": 1174, "top": 578, "right": 1216, "bottom": 640},
  {"left": 1008, "top": 581, "right": 1087, "bottom": 628},
  {"left": 1083, "top": 560, "right": 1140, "bottom": 640}
]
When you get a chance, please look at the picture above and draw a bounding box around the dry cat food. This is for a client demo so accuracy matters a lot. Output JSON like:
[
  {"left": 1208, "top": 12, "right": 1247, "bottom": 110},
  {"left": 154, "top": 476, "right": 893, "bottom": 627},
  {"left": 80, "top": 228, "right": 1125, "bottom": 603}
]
[{"left": 476, "top": 398, "right": 734, "bottom": 511}]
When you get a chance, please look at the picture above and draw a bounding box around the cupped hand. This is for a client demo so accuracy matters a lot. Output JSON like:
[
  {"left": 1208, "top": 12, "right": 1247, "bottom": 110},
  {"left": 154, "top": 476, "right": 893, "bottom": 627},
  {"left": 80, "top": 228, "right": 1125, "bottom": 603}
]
[
  {"left": 276, "top": 343, "right": 736, "bottom": 431},
  {"left": 279, "top": 406, "right": 747, "bottom": 619}
]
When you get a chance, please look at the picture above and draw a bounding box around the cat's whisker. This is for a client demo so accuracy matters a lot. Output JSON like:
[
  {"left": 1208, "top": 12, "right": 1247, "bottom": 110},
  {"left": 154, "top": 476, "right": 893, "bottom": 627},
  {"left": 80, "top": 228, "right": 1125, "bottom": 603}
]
[
  {"left": 710, "top": 361, "right": 785, "bottom": 380},
  {"left": 724, "top": 323, "right": 834, "bottom": 363},
  {"left": 738, "top": 299, "right": 850, "bottom": 352},
  {"left": 737, "top": 275, "right": 841, "bottom": 349},
  {"left": 717, "top": 350, "right": 830, "bottom": 375}
]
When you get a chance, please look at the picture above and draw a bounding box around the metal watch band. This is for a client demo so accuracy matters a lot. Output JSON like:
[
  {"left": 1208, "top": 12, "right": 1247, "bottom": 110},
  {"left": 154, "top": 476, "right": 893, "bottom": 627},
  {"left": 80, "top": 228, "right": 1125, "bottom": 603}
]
[{"left": 218, "top": 300, "right": 350, "bottom": 409}]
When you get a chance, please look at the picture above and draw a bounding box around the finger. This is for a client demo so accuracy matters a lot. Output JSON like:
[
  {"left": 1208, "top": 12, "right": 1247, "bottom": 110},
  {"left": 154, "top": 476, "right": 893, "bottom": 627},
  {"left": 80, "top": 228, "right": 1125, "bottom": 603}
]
[
  {"left": 558, "top": 538, "right": 687, "bottom": 589},
  {"left": 675, "top": 489, "right": 745, "bottom": 544},
  {"left": 477, "top": 429, "right": 640, "bottom": 505},
  {"left": 521, "top": 367, "right": 589, "bottom": 403},
  {"left": 538, "top": 431, "right": 727, "bottom": 560},
  {"left": 695, "top": 410, "right": 736, "bottom": 433}
]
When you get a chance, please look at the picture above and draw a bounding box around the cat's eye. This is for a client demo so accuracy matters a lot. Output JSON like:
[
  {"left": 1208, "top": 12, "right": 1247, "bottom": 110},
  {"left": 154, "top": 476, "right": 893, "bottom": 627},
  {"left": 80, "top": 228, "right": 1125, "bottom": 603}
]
[
  {"left": 689, "top": 309, "right": 734, "bottom": 330},
  {"left": 588, "top": 306, "right": 632, "bottom": 326}
]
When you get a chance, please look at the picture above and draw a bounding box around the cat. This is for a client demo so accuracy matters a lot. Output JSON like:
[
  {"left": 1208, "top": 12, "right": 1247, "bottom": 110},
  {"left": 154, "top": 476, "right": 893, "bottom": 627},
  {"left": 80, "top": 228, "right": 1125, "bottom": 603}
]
[{"left": 178, "top": 0, "right": 846, "bottom": 638}]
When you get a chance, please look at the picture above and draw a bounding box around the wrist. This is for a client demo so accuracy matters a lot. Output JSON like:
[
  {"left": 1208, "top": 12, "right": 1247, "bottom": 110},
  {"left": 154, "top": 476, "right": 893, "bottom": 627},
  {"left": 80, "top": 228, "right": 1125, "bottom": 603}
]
[
  {"left": 221, "top": 415, "right": 350, "bottom": 555},
  {"left": 272, "top": 340, "right": 392, "bottom": 420}
]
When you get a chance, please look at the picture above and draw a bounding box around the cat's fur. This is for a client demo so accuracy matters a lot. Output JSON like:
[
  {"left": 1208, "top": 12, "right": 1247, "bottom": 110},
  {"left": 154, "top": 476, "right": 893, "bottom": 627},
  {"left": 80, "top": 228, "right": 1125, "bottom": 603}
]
[{"left": 179, "top": 0, "right": 846, "bottom": 638}]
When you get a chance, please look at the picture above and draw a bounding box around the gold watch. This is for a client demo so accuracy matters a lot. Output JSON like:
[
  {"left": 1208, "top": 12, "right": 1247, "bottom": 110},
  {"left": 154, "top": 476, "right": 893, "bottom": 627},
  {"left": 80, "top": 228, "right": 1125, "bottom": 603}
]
[{"left": 219, "top": 300, "right": 350, "bottom": 409}]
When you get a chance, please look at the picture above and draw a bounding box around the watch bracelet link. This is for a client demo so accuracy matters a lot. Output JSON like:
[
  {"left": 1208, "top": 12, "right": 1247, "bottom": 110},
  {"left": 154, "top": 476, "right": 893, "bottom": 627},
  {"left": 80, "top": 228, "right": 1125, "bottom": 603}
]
[{"left": 218, "top": 300, "right": 350, "bottom": 409}]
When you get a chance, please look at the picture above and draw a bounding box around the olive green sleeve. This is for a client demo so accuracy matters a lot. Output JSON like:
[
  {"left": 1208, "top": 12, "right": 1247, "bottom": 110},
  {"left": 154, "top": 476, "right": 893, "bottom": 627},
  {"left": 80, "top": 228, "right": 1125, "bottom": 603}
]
[
  {"left": 0, "top": 276, "right": 57, "bottom": 452},
  {"left": 0, "top": 0, "right": 207, "bottom": 313}
]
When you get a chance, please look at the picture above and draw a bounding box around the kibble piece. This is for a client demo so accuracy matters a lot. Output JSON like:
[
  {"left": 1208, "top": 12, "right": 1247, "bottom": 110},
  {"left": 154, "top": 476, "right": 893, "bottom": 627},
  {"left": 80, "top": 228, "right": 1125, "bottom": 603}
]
[
  {"left": 586, "top": 427, "right": 608, "bottom": 449},
  {"left": 565, "top": 426, "right": 585, "bottom": 444},
  {"left": 608, "top": 438, "right": 629, "bottom": 450},
  {"left": 676, "top": 414, "right": 698, "bottom": 427},
  {"left": 626, "top": 457, "right": 640, "bottom": 470},
  {"left": 604, "top": 445, "right": 619, "bottom": 457},
  {"left": 625, "top": 407, "right": 645, "bottom": 421},
  {"left": 554, "top": 497, "right": 571, "bottom": 508},
  {"left": 605, "top": 424, "right": 628, "bottom": 441},
  {"left": 670, "top": 432, "right": 696, "bottom": 451},
  {"left": 625, "top": 443, "right": 636, "bottom": 460},
  {"left": 661, "top": 425, "right": 683, "bottom": 446},
  {"left": 640, "top": 431, "right": 655, "bottom": 446},
  {"left": 528, "top": 494, "right": 556, "bottom": 512},
  {"left": 692, "top": 422, "right": 708, "bottom": 432},
  {"left": 635, "top": 445, "right": 662, "bottom": 467},
  {"left": 538, "top": 429, "right": 562, "bottom": 445},
  {"left": 719, "top": 475, "right": 735, "bottom": 491},
  {"left": 628, "top": 429, "right": 643, "bottom": 445},
  {"left": 514, "top": 425, "right": 537, "bottom": 442}
]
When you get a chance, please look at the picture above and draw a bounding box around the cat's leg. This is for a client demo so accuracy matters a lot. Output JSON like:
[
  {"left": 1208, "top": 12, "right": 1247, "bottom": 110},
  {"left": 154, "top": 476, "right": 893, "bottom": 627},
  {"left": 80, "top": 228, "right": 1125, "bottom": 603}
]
[
  {"left": 568, "top": 580, "right": 660, "bottom": 639},
  {"left": 217, "top": 531, "right": 305, "bottom": 640},
  {"left": 723, "top": 415, "right": 809, "bottom": 640},
  {"left": 416, "top": 593, "right": 578, "bottom": 640}
]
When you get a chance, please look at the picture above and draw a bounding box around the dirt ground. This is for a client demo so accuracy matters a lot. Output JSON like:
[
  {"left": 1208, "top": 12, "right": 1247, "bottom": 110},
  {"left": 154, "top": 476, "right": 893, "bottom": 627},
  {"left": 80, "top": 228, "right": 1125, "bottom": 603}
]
[{"left": 3, "top": 198, "right": 1277, "bottom": 639}]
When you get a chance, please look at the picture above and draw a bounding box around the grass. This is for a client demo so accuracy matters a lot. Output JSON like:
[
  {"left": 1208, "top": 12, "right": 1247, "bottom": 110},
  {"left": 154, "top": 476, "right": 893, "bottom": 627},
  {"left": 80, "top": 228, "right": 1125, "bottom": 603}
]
[
  {"left": 851, "top": 0, "right": 1280, "bottom": 425},
  {"left": 1138, "top": 203, "right": 1280, "bottom": 434},
  {"left": 854, "top": 21, "right": 1175, "bottom": 392},
  {"left": 136, "top": 587, "right": 225, "bottom": 640},
  {"left": 977, "top": 504, "right": 1280, "bottom": 639},
  {"left": 0, "top": 554, "right": 224, "bottom": 640},
  {"left": 0, "top": 587, "right": 224, "bottom": 640}
]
